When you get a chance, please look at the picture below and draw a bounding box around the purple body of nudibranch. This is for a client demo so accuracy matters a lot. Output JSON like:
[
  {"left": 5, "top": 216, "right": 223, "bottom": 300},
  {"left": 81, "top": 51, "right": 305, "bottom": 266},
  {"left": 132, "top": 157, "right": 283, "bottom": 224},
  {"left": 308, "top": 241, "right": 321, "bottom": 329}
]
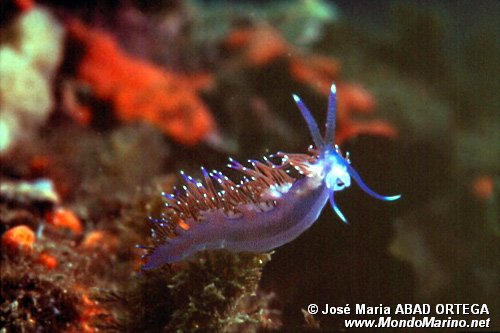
[
  {"left": 142, "top": 83, "right": 400, "bottom": 269},
  {"left": 144, "top": 177, "right": 328, "bottom": 268}
]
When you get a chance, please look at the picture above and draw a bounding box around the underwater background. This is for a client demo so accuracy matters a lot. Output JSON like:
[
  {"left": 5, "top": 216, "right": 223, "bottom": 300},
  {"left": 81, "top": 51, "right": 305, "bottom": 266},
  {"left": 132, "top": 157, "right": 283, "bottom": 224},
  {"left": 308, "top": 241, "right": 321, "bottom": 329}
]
[{"left": 1, "top": 0, "right": 498, "bottom": 332}]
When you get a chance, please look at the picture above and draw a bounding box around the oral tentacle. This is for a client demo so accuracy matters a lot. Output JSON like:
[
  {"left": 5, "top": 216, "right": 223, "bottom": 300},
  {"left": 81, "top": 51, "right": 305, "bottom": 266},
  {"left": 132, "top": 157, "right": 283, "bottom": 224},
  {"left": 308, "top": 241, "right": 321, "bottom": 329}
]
[
  {"left": 330, "top": 191, "right": 348, "bottom": 223},
  {"left": 345, "top": 163, "right": 401, "bottom": 201}
]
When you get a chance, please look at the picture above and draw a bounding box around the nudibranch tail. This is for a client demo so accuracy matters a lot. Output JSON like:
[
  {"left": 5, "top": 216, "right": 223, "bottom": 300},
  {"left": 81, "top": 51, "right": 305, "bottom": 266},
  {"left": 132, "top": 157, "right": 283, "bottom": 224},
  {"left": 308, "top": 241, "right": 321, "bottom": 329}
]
[{"left": 141, "top": 82, "right": 400, "bottom": 269}]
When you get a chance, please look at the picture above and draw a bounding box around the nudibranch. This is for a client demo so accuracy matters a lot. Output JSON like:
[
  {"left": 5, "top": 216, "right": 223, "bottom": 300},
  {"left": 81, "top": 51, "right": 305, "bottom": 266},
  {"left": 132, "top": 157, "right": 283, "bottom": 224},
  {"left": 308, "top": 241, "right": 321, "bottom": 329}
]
[{"left": 141, "top": 84, "right": 400, "bottom": 269}]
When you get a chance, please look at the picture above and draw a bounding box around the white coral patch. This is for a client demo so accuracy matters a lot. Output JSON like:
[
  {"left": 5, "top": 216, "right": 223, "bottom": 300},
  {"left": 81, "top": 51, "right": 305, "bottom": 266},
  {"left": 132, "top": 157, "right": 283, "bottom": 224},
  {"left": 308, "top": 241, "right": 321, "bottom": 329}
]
[
  {"left": 0, "top": 7, "right": 65, "bottom": 154},
  {"left": 17, "top": 8, "right": 65, "bottom": 75}
]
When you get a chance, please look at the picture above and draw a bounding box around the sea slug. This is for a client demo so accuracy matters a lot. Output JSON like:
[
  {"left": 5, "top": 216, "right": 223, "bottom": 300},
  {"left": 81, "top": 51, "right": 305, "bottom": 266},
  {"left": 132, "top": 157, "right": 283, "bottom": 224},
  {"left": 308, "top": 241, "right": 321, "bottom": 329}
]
[{"left": 141, "top": 84, "right": 400, "bottom": 269}]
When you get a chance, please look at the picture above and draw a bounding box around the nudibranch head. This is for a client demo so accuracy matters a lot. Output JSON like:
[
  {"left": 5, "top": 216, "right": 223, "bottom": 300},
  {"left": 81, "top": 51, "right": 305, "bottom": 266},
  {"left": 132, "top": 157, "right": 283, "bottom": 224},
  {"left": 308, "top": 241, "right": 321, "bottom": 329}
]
[
  {"left": 292, "top": 83, "right": 401, "bottom": 223},
  {"left": 323, "top": 147, "right": 351, "bottom": 191}
]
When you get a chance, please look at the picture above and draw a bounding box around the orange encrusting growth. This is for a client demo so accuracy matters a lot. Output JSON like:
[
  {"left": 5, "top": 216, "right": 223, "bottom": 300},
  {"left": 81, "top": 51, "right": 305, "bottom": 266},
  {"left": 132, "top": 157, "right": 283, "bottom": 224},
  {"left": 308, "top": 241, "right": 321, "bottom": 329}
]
[
  {"left": 472, "top": 175, "right": 494, "bottom": 201},
  {"left": 65, "top": 289, "right": 109, "bottom": 333},
  {"left": 224, "top": 24, "right": 290, "bottom": 66},
  {"left": 78, "top": 293, "right": 108, "bottom": 333},
  {"left": 1, "top": 225, "right": 36, "bottom": 253},
  {"left": 289, "top": 55, "right": 341, "bottom": 93},
  {"left": 80, "top": 230, "right": 119, "bottom": 252},
  {"left": 15, "top": 0, "right": 34, "bottom": 12},
  {"left": 46, "top": 208, "right": 83, "bottom": 235},
  {"left": 36, "top": 252, "right": 58, "bottom": 269},
  {"left": 223, "top": 24, "right": 398, "bottom": 144},
  {"left": 334, "top": 83, "right": 397, "bottom": 143},
  {"left": 67, "top": 20, "right": 215, "bottom": 146}
]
